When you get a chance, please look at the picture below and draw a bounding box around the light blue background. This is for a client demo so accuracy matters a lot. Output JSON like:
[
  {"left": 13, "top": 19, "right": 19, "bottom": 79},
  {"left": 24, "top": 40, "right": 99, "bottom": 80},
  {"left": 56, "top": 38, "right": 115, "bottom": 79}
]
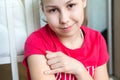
[{"left": 87, "top": 0, "right": 108, "bottom": 32}]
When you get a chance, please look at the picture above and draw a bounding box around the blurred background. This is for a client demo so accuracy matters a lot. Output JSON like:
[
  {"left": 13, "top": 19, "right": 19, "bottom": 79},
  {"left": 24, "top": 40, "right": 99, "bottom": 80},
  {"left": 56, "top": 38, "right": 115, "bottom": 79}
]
[{"left": 0, "top": 0, "right": 120, "bottom": 80}]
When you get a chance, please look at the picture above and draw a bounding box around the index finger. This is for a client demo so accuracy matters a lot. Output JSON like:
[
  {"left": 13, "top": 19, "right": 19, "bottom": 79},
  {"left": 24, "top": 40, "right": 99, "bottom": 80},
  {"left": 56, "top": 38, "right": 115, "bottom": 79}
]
[{"left": 46, "top": 51, "right": 57, "bottom": 59}]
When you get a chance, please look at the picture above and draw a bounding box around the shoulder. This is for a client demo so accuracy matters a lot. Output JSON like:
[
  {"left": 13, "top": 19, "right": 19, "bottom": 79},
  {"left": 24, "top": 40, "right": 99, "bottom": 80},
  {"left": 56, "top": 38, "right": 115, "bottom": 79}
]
[
  {"left": 26, "top": 24, "right": 50, "bottom": 44},
  {"left": 24, "top": 24, "right": 56, "bottom": 52},
  {"left": 81, "top": 26, "right": 109, "bottom": 67},
  {"left": 81, "top": 26, "right": 103, "bottom": 42}
]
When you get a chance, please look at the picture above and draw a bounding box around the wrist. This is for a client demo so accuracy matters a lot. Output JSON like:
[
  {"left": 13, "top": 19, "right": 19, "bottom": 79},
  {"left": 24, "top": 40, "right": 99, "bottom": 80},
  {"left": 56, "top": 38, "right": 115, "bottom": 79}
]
[
  {"left": 74, "top": 65, "right": 93, "bottom": 80},
  {"left": 74, "top": 64, "right": 85, "bottom": 76},
  {"left": 74, "top": 65, "right": 88, "bottom": 79}
]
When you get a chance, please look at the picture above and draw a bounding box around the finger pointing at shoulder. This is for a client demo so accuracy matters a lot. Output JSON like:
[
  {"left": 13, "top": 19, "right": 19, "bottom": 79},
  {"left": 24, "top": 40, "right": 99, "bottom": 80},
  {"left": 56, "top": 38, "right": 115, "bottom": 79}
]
[{"left": 46, "top": 51, "right": 57, "bottom": 59}]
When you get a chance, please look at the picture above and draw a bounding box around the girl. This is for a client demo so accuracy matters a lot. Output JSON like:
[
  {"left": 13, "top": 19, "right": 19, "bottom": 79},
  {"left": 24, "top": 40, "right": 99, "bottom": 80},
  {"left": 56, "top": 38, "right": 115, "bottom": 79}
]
[{"left": 23, "top": 0, "right": 109, "bottom": 80}]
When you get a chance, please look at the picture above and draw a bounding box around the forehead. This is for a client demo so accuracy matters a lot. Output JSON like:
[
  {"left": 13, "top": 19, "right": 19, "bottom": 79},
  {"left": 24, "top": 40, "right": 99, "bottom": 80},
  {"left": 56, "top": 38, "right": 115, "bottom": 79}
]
[{"left": 42, "top": 0, "right": 74, "bottom": 5}]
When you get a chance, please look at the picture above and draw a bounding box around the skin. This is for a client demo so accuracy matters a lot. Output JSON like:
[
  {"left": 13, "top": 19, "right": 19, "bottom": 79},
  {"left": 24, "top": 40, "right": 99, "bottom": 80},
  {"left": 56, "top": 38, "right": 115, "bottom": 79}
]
[{"left": 27, "top": 0, "right": 109, "bottom": 80}]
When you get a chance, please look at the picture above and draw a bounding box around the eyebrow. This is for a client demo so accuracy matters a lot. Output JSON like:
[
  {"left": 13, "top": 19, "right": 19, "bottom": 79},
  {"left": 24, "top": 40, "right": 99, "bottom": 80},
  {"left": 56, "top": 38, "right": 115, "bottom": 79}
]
[
  {"left": 45, "top": 0, "right": 73, "bottom": 8},
  {"left": 66, "top": 0, "right": 73, "bottom": 5}
]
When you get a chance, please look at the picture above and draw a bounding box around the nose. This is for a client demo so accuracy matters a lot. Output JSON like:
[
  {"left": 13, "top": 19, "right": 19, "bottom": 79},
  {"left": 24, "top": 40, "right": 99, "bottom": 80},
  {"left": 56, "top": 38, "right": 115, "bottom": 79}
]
[{"left": 59, "top": 10, "right": 69, "bottom": 24}]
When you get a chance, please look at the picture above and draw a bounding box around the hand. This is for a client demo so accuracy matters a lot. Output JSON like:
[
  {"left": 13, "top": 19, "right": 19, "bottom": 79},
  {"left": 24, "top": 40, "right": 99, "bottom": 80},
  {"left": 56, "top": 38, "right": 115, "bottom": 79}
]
[{"left": 44, "top": 51, "right": 84, "bottom": 75}]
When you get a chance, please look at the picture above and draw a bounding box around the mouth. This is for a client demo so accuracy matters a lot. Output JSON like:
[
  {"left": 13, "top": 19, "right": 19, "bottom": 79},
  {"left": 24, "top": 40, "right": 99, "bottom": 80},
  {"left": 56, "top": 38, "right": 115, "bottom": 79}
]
[{"left": 60, "top": 24, "right": 74, "bottom": 32}]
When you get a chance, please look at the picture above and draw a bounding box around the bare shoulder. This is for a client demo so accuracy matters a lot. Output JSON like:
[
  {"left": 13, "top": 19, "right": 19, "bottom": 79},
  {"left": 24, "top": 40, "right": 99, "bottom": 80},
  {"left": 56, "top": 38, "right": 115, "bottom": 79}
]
[{"left": 27, "top": 54, "right": 56, "bottom": 80}]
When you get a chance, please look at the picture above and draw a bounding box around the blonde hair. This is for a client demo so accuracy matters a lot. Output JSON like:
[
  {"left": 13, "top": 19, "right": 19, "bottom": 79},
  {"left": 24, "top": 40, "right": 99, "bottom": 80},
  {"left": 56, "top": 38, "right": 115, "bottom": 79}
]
[{"left": 82, "top": 7, "right": 88, "bottom": 26}]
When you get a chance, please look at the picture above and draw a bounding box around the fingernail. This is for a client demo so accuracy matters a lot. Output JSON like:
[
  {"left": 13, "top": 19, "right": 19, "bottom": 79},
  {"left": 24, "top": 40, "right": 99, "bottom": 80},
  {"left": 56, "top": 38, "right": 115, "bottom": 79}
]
[{"left": 46, "top": 51, "right": 50, "bottom": 53}]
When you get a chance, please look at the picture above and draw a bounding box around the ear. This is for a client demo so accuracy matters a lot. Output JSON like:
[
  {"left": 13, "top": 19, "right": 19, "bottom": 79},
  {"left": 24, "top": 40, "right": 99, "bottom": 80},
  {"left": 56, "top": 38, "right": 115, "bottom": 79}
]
[{"left": 82, "top": 0, "right": 87, "bottom": 8}]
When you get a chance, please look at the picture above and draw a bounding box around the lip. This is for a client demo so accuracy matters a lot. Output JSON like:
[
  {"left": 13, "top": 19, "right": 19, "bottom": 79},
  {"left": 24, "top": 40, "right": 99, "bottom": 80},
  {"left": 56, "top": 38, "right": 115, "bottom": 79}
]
[{"left": 60, "top": 24, "right": 74, "bottom": 32}]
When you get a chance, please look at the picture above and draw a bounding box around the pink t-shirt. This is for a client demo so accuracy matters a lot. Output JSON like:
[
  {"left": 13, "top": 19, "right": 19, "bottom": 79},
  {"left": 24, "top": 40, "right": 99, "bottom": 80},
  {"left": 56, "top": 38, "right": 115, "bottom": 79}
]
[{"left": 23, "top": 24, "right": 109, "bottom": 80}]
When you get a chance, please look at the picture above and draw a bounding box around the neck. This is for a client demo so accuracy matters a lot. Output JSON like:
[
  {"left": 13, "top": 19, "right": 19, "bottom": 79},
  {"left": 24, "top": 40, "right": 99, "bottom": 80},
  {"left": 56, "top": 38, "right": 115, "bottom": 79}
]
[{"left": 57, "top": 29, "right": 84, "bottom": 49}]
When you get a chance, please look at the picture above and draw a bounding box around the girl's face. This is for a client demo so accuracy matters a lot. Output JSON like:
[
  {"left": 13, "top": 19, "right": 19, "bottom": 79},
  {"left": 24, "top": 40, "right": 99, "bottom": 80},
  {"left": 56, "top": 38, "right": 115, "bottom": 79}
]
[{"left": 42, "top": 0, "right": 86, "bottom": 37}]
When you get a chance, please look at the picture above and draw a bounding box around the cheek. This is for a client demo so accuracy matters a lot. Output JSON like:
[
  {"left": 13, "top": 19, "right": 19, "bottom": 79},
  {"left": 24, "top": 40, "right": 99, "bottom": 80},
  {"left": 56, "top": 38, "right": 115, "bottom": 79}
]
[
  {"left": 46, "top": 15, "right": 59, "bottom": 32},
  {"left": 72, "top": 9, "right": 84, "bottom": 23},
  {"left": 46, "top": 15, "right": 59, "bottom": 25}
]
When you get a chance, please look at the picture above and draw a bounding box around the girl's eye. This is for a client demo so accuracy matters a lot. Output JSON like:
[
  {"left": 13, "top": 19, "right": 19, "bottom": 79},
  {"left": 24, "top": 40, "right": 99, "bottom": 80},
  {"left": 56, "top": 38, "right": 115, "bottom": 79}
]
[
  {"left": 68, "top": 3, "right": 76, "bottom": 8},
  {"left": 48, "top": 8, "right": 57, "bottom": 13}
]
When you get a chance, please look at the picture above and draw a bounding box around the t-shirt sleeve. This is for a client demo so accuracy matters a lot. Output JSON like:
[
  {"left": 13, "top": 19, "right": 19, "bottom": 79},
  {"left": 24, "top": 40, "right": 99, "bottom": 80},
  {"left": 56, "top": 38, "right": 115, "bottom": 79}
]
[
  {"left": 97, "top": 33, "right": 109, "bottom": 67},
  {"left": 22, "top": 33, "right": 46, "bottom": 68}
]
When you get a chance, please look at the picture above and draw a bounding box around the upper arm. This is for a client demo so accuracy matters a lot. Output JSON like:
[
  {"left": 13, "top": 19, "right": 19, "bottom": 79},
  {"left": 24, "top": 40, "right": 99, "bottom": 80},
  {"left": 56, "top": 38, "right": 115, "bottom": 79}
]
[
  {"left": 93, "top": 63, "right": 109, "bottom": 80},
  {"left": 27, "top": 54, "right": 56, "bottom": 80}
]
